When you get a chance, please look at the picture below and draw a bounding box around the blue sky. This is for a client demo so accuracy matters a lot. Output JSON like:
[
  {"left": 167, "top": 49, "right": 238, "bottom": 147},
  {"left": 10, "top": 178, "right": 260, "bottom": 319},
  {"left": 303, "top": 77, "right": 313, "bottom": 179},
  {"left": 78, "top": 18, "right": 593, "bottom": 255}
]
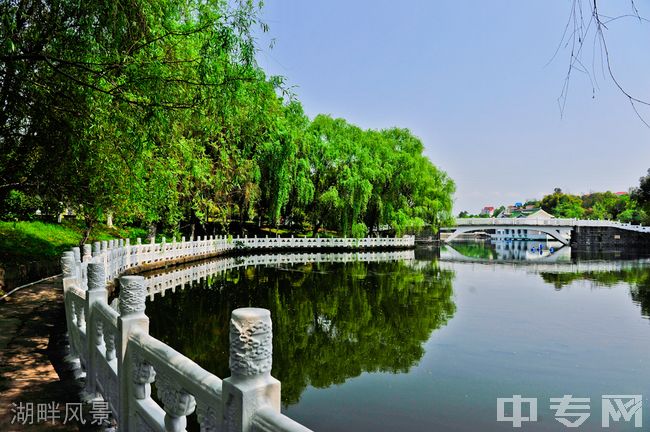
[{"left": 255, "top": 1, "right": 650, "bottom": 213}]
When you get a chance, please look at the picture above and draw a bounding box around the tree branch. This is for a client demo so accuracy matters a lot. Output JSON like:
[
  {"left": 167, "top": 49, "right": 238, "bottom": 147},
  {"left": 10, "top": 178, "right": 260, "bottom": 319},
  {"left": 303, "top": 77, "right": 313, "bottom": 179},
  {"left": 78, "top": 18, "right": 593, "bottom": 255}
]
[{"left": 557, "top": 0, "right": 649, "bottom": 126}]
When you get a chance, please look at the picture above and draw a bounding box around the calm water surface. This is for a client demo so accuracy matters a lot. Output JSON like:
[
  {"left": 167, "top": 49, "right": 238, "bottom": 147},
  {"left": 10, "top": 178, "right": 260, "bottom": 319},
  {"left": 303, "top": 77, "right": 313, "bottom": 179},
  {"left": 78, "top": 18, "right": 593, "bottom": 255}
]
[{"left": 146, "top": 242, "right": 650, "bottom": 431}]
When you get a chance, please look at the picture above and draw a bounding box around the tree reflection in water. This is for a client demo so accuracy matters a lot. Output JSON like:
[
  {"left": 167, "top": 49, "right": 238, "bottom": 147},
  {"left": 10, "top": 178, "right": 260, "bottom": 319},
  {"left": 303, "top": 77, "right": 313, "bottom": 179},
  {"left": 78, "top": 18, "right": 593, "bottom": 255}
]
[
  {"left": 540, "top": 267, "right": 650, "bottom": 318},
  {"left": 147, "top": 259, "right": 456, "bottom": 406}
]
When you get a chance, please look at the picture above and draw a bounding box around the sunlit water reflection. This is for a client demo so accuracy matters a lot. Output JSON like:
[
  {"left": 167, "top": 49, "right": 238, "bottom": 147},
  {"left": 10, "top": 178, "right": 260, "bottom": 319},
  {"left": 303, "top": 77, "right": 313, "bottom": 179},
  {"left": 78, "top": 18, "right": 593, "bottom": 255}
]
[{"left": 146, "top": 243, "right": 650, "bottom": 431}]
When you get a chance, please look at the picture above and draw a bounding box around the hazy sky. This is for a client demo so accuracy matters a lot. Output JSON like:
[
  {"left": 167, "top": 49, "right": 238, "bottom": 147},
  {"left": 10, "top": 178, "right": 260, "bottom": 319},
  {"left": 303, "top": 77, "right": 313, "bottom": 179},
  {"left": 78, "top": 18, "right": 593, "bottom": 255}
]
[{"left": 255, "top": 1, "right": 650, "bottom": 213}]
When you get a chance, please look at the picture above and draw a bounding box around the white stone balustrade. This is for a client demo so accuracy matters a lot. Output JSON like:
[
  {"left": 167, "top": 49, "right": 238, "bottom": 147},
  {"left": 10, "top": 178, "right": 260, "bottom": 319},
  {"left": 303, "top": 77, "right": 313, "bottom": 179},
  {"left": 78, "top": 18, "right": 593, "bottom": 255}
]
[
  {"left": 88, "top": 234, "right": 414, "bottom": 285},
  {"left": 61, "top": 234, "right": 413, "bottom": 431},
  {"left": 455, "top": 217, "right": 650, "bottom": 232}
]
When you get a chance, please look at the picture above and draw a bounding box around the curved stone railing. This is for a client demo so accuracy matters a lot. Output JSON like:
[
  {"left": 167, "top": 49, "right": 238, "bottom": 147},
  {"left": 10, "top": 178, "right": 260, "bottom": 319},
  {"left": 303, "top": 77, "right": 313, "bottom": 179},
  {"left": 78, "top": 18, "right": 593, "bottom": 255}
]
[
  {"left": 60, "top": 235, "right": 414, "bottom": 431},
  {"left": 91, "top": 234, "right": 414, "bottom": 285},
  {"left": 144, "top": 250, "right": 415, "bottom": 300},
  {"left": 455, "top": 217, "right": 650, "bottom": 233}
]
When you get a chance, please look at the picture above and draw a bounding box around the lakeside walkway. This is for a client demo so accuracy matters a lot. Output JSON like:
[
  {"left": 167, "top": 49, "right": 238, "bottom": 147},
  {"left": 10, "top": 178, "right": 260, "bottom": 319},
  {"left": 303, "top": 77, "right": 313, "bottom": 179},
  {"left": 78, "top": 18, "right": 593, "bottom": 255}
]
[{"left": 0, "top": 278, "right": 94, "bottom": 431}]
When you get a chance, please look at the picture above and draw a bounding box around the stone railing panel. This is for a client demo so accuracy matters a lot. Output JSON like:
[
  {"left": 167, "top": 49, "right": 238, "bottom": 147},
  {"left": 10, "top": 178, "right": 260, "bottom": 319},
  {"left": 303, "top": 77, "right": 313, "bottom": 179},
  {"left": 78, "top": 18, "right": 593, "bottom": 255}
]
[
  {"left": 252, "top": 408, "right": 313, "bottom": 432},
  {"left": 127, "top": 331, "right": 222, "bottom": 432}
]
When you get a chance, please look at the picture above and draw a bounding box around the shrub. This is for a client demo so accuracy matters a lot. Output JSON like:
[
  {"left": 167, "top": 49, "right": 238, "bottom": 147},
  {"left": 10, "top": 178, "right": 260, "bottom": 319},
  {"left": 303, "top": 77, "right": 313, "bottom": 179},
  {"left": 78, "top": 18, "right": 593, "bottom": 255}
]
[{"left": 1, "top": 190, "right": 43, "bottom": 221}]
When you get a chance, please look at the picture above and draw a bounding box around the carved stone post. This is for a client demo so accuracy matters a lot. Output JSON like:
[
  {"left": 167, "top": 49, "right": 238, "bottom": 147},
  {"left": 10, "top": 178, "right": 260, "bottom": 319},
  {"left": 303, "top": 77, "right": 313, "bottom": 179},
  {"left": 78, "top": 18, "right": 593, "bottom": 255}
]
[
  {"left": 161, "top": 236, "right": 167, "bottom": 261},
  {"left": 82, "top": 263, "right": 108, "bottom": 402},
  {"left": 82, "top": 244, "right": 92, "bottom": 289},
  {"left": 116, "top": 276, "right": 149, "bottom": 431},
  {"left": 222, "top": 308, "right": 280, "bottom": 432},
  {"left": 83, "top": 244, "right": 92, "bottom": 262},
  {"left": 92, "top": 242, "right": 101, "bottom": 257},
  {"left": 61, "top": 252, "right": 78, "bottom": 353},
  {"left": 101, "top": 241, "right": 109, "bottom": 277},
  {"left": 72, "top": 246, "right": 81, "bottom": 267},
  {"left": 124, "top": 238, "right": 131, "bottom": 270},
  {"left": 149, "top": 237, "right": 155, "bottom": 264},
  {"left": 61, "top": 252, "right": 76, "bottom": 281},
  {"left": 135, "top": 238, "right": 142, "bottom": 267}
]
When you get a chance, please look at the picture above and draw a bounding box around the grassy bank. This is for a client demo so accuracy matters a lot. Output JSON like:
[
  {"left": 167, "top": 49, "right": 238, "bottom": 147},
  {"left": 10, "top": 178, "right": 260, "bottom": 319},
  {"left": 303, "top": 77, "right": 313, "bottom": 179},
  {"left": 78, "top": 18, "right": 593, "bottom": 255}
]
[{"left": 0, "top": 220, "right": 147, "bottom": 262}]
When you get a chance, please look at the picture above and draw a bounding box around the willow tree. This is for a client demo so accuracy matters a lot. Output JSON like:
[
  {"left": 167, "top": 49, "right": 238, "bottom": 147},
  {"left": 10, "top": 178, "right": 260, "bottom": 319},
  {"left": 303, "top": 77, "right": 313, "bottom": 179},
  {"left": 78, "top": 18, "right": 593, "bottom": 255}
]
[
  {"left": 303, "top": 115, "right": 455, "bottom": 237},
  {"left": 364, "top": 128, "right": 455, "bottom": 235},
  {"left": 0, "top": 0, "right": 266, "bottom": 238}
]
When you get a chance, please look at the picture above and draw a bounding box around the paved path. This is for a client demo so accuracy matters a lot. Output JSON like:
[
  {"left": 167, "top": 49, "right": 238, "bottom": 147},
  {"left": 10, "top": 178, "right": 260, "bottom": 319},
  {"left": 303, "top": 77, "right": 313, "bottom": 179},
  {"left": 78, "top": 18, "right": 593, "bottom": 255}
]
[{"left": 0, "top": 278, "right": 94, "bottom": 431}]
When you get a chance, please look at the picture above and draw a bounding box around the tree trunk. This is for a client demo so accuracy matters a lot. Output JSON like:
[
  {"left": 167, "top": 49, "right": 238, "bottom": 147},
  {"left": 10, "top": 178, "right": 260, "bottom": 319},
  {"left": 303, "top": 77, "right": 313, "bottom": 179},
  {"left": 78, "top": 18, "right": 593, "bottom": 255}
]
[
  {"left": 312, "top": 220, "right": 321, "bottom": 237},
  {"left": 146, "top": 223, "right": 157, "bottom": 242},
  {"left": 81, "top": 217, "right": 95, "bottom": 246}
]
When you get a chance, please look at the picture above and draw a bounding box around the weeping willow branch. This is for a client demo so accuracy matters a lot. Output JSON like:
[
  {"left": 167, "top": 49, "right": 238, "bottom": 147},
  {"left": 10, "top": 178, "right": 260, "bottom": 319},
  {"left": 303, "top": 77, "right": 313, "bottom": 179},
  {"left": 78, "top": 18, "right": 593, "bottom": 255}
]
[{"left": 556, "top": 0, "right": 650, "bottom": 126}]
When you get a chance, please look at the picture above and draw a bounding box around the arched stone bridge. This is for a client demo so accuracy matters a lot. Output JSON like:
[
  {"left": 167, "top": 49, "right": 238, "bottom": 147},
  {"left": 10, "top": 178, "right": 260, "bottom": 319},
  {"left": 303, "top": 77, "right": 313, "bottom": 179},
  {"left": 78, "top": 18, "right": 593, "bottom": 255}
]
[{"left": 444, "top": 218, "right": 650, "bottom": 246}]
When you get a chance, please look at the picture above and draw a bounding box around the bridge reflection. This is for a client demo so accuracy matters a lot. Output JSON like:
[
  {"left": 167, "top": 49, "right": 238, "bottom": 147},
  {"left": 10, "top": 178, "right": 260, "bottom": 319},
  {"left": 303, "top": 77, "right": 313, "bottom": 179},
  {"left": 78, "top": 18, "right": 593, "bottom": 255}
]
[{"left": 440, "top": 241, "right": 650, "bottom": 274}]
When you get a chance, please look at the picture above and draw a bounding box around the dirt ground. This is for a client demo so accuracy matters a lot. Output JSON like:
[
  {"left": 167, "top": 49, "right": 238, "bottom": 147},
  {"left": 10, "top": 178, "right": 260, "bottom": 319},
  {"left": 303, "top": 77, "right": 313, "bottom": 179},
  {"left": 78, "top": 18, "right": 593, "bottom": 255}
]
[{"left": 0, "top": 279, "right": 104, "bottom": 431}]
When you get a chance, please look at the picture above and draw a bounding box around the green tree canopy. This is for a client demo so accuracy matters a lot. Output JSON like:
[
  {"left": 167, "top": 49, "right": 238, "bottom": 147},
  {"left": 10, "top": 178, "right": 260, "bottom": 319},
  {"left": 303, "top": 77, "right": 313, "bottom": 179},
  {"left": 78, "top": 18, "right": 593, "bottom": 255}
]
[
  {"left": 1, "top": 0, "right": 455, "bottom": 239},
  {"left": 541, "top": 191, "right": 584, "bottom": 218}
]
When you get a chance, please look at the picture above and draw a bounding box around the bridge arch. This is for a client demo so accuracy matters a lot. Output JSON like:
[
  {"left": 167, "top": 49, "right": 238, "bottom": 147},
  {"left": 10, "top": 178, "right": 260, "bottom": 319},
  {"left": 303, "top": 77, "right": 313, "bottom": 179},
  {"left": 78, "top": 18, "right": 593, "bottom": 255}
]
[{"left": 444, "top": 225, "right": 572, "bottom": 245}]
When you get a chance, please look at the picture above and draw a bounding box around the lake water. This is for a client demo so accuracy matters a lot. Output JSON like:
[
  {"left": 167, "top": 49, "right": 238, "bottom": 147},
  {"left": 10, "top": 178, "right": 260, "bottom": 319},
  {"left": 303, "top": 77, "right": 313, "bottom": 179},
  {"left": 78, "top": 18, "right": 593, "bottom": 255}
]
[{"left": 146, "top": 241, "right": 650, "bottom": 431}]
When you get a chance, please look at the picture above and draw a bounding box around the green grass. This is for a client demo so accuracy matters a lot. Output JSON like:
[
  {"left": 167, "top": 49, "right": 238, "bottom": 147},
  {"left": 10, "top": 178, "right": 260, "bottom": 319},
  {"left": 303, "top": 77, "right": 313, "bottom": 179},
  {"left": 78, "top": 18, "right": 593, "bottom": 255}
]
[{"left": 0, "top": 220, "right": 147, "bottom": 262}]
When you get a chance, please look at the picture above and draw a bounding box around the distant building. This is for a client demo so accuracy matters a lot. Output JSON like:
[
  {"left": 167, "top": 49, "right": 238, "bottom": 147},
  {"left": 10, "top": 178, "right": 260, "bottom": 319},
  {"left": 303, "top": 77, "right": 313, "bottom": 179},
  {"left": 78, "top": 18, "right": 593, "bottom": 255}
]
[
  {"left": 521, "top": 208, "right": 554, "bottom": 219},
  {"left": 615, "top": 191, "right": 628, "bottom": 196},
  {"left": 480, "top": 206, "right": 495, "bottom": 216},
  {"left": 498, "top": 206, "right": 553, "bottom": 219},
  {"left": 493, "top": 208, "right": 559, "bottom": 241}
]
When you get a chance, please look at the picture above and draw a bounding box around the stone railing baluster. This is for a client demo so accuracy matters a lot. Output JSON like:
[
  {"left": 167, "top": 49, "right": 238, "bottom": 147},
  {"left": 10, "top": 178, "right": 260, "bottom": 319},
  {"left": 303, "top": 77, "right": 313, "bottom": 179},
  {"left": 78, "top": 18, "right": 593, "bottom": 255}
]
[
  {"left": 156, "top": 371, "right": 196, "bottom": 432},
  {"left": 131, "top": 353, "right": 156, "bottom": 400},
  {"left": 117, "top": 275, "right": 149, "bottom": 430},
  {"left": 82, "top": 262, "right": 108, "bottom": 402},
  {"left": 223, "top": 308, "right": 280, "bottom": 432}
]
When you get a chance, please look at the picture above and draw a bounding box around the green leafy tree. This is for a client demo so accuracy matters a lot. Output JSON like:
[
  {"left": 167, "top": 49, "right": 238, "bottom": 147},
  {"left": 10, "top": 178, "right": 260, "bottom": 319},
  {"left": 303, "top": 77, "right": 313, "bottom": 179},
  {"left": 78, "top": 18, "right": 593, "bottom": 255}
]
[
  {"left": 541, "top": 191, "right": 584, "bottom": 218},
  {"left": 0, "top": 0, "right": 266, "bottom": 239},
  {"left": 631, "top": 169, "right": 650, "bottom": 224},
  {"left": 1, "top": 0, "right": 456, "bottom": 239}
]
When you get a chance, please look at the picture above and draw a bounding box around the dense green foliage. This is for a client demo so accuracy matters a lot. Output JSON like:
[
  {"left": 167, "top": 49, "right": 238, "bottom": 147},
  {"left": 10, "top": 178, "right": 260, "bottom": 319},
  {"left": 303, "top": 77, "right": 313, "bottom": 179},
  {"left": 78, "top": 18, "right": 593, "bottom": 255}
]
[
  {"left": 460, "top": 181, "right": 649, "bottom": 223},
  {"left": 540, "top": 190, "right": 585, "bottom": 218},
  {"left": 540, "top": 189, "right": 646, "bottom": 222},
  {"left": 0, "top": 0, "right": 454, "bottom": 239},
  {"left": 631, "top": 169, "right": 650, "bottom": 223},
  {"left": 147, "top": 259, "right": 456, "bottom": 406}
]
